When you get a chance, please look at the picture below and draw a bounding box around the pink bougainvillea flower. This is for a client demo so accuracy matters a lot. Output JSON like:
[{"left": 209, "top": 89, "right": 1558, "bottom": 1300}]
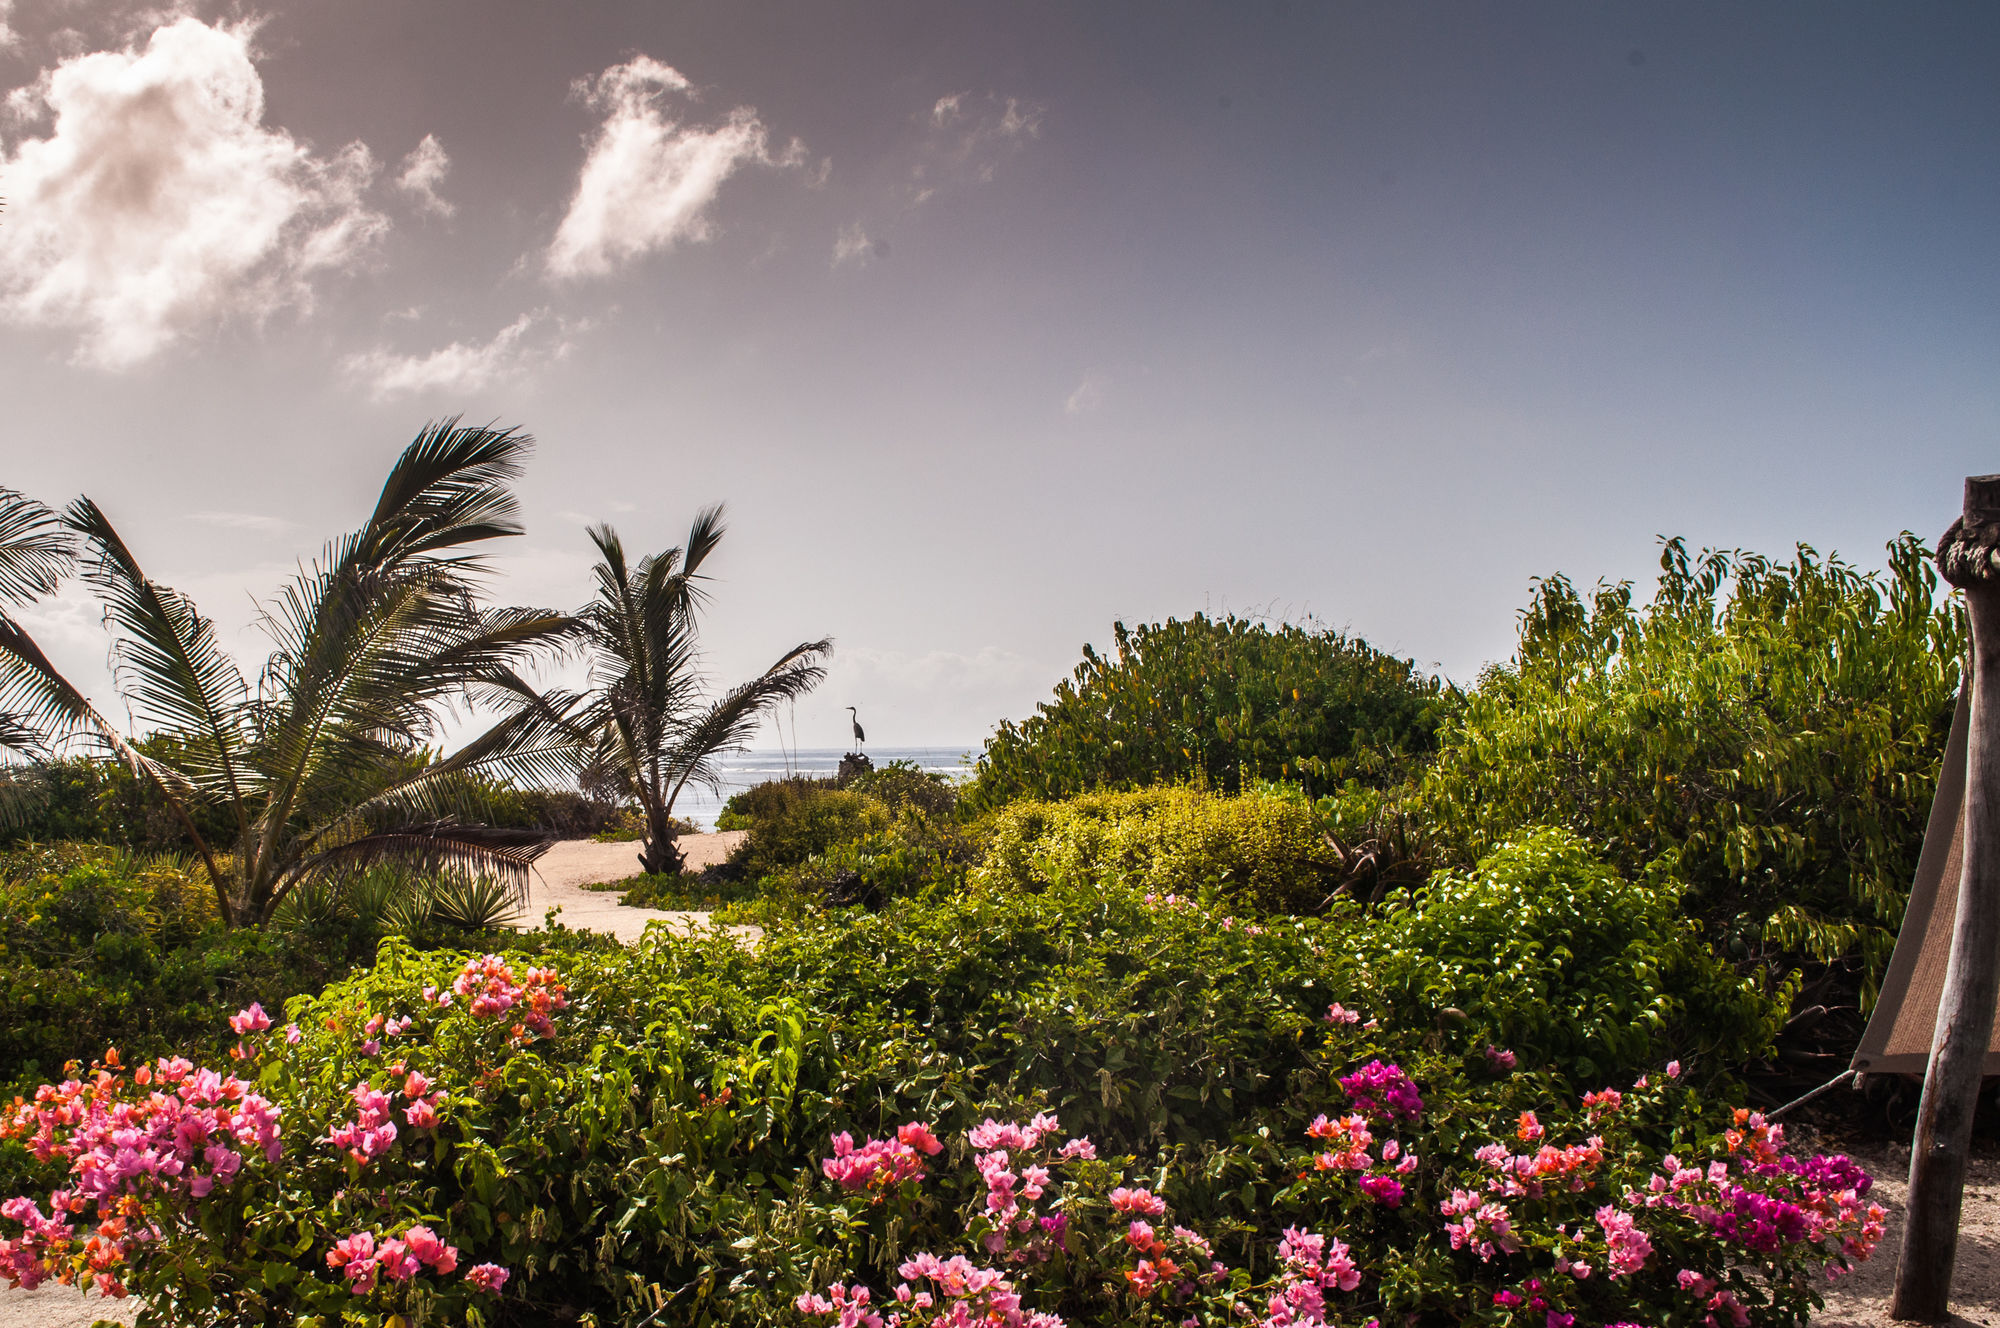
[
  {"left": 228, "top": 1004, "right": 272, "bottom": 1036},
  {"left": 1358, "top": 1175, "right": 1404, "bottom": 1207},
  {"left": 896, "top": 1122, "right": 943, "bottom": 1155},
  {"left": 1582, "top": 1088, "right": 1624, "bottom": 1117},
  {"left": 403, "top": 1225, "right": 458, "bottom": 1273},
  {"left": 465, "top": 1262, "right": 511, "bottom": 1293},
  {"left": 1109, "top": 1187, "right": 1167, "bottom": 1217},
  {"left": 1339, "top": 1061, "right": 1422, "bottom": 1122}
]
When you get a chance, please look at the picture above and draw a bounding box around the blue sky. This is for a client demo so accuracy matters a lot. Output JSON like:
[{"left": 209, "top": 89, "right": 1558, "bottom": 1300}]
[{"left": 1, "top": 2, "right": 1995, "bottom": 746}]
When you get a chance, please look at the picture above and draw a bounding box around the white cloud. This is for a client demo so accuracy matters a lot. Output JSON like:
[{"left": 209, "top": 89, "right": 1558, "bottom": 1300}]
[
  {"left": 1064, "top": 371, "right": 1108, "bottom": 415},
  {"left": 832, "top": 222, "right": 873, "bottom": 268},
  {"left": 926, "top": 92, "right": 1041, "bottom": 168},
  {"left": 0, "top": 17, "right": 389, "bottom": 369},
  {"left": 190, "top": 511, "right": 292, "bottom": 535},
  {"left": 0, "top": 1, "right": 17, "bottom": 50},
  {"left": 891, "top": 91, "right": 1045, "bottom": 214},
  {"left": 395, "top": 133, "right": 453, "bottom": 217},
  {"left": 545, "top": 54, "right": 801, "bottom": 280},
  {"left": 341, "top": 309, "right": 582, "bottom": 400}
]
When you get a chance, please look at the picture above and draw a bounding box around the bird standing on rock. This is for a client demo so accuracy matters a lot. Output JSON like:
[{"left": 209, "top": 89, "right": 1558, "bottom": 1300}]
[{"left": 846, "top": 706, "right": 865, "bottom": 751}]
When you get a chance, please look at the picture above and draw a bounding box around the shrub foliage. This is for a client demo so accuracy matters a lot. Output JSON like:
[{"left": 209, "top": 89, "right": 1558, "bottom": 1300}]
[
  {"left": 973, "top": 784, "right": 1345, "bottom": 915},
  {"left": 968, "top": 615, "right": 1451, "bottom": 811},
  {"left": 0, "top": 874, "right": 1860, "bottom": 1327},
  {"left": 1420, "top": 535, "right": 1962, "bottom": 1004}
]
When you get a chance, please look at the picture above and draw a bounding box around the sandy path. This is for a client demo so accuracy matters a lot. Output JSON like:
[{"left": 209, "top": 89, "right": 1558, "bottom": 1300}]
[
  {"left": 0, "top": 1285, "right": 135, "bottom": 1327},
  {"left": 1814, "top": 1145, "right": 2000, "bottom": 1326},
  {"left": 515, "top": 833, "right": 751, "bottom": 944}
]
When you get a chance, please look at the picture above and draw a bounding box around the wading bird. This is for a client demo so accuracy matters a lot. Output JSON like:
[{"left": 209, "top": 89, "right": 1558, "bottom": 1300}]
[{"left": 847, "top": 706, "right": 865, "bottom": 750}]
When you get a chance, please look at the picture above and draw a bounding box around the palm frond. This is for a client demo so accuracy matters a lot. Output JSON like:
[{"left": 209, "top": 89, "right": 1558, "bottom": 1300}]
[
  {"left": 66, "top": 498, "right": 252, "bottom": 810},
  {"left": 0, "top": 712, "right": 46, "bottom": 757},
  {"left": 335, "top": 683, "right": 592, "bottom": 829},
  {"left": 0, "top": 488, "right": 73, "bottom": 604},
  {"left": 680, "top": 505, "right": 725, "bottom": 580},
  {"left": 285, "top": 821, "right": 552, "bottom": 913},
  {"left": 0, "top": 612, "right": 229, "bottom": 899},
  {"left": 357, "top": 418, "right": 530, "bottom": 571},
  {"left": 663, "top": 639, "right": 831, "bottom": 807}
]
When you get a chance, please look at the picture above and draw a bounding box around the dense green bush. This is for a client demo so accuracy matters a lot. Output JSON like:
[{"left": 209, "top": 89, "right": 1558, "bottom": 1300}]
[
  {"left": 1421, "top": 535, "right": 1962, "bottom": 1005},
  {"left": 0, "top": 748, "right": 237, "bottom": 852},
  {"left": 972, "top": 784, "right": 1344, "bottom": 914},
  {"left": 0, "top": 883, "right": 1871, "bottom": 1326},
  {"left": 715, "top": 776, "right": 834, "bottom": 831},
  {"left": 468, "top": 780, "right": 626, "bottom": 838},
  {"left": 724, "top": 784, "right": 894, "bottom": 880},
  {"left": 0, "top": 846, "right": 375, "bottom": 1095},
  {"left": 845, "top": 759, "right": 962, "bottom": 817},
  {"left": 0, "top": 846, "right": 613, "bottom": 1103},
  {"left": 704, "top": 767, "right": 978, "bottom": 917},
  {"left": 968, "top": 614, "right": 1451, "bottom": 811},
  {"left": 1367, "top": 828, "right": 1783, "bottom": 1085}
]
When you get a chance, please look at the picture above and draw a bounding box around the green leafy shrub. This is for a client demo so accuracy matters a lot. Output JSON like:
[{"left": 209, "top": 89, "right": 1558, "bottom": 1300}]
[
  {"left": 726, "top": 785, "right": 894, "bottom": 880},
  {"left": 1365, "top": 828, "right": 1784, "bottom": 1085},
  {"left": 972, "top": 784, "right": 1344, "bottom": 914},
  {"left": 1420, "top": 535, "right": 1962, "bottom": 1005},
  {"left": 0, "top": 747, "right": 237, "bottom": 852},
  {"left": 715, "top": 775, "right": 836, "bottom": 831},
  {"left": 846, "top": 759, "right": 963, "bottom": 817},
  {"left": 0, "top": 892, "right": 1878, "bottom": 1326},
  {"left": 0, "top": 846, "right": 377, "bottom": 1101},
  {"left": 770, "top": 818, "right": 984, "bottom": 909},
  {"left": 603, "top": 870, "right": 768, "bottom": 912},
  {"left": 967, "top": 614, "right": 1452, "bottom": 811}
]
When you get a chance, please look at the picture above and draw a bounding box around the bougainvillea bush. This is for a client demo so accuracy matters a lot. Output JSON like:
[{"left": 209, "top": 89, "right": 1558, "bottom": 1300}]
[{"left": 0, "top": 852, "right": 1873, "bottom": 1327}]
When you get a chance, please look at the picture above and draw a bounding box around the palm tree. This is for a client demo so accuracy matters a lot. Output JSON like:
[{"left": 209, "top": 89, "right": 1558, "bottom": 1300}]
[
  {"left": 0, "top": 419, "right": 581, "bottom": 926},
  {"left": 0, "top": 487, "right": 74, "bottom": 822},
  {"left": 568, "top": 508, "right": 829, "bottom": 875}
]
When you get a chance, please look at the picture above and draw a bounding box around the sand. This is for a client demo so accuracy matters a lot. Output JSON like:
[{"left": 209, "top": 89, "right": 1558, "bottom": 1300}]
[
  {"left": 513, "top": 832, "right": 752, "bottom": 944},
  {"left": 1813, "top": 1144, "right": 2000, "bottom": 1327}
]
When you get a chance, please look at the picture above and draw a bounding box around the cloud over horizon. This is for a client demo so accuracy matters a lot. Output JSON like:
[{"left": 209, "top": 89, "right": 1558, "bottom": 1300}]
[
  {"left": 0, "top": 17, "right": 389, "bottom": 368},
  {"left": 544, "top": 55, "right": 801, "bottom": 280}
]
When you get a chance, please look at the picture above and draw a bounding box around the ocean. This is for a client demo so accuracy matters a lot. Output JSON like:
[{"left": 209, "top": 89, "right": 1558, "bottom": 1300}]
[{"left": 673, "top": 746, "right": 979, "bottom": 830}]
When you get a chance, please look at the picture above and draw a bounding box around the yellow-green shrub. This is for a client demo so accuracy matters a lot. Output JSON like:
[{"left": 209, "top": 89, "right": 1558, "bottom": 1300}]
[{"left": 971, "top": 784, "right": 1341, "bottom": 913}]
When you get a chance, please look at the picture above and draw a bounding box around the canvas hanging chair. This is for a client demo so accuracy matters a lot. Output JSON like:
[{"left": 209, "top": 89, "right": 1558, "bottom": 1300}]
[{"left": 1851, "top": 684, "right": 1996, "bottom": 1075}]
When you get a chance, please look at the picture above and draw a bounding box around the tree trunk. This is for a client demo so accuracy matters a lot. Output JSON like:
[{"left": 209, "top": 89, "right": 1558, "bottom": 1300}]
[
  {"left": 1893, "top": 477, "right": 2000, "bottom": 1322},
  {"left": 639, "top": 804, "right": 687, "bottom": 876}
]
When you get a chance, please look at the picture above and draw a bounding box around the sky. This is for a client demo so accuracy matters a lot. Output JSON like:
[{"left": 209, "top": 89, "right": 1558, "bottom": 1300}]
[{"left": 0, "top": 1, "right": 1996, "bottom": 750}]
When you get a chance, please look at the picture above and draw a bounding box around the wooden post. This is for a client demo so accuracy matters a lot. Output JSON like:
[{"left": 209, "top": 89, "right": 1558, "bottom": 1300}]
[{"left": 1893, "top": 474, "right": 2000, "bottom": 1323}]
